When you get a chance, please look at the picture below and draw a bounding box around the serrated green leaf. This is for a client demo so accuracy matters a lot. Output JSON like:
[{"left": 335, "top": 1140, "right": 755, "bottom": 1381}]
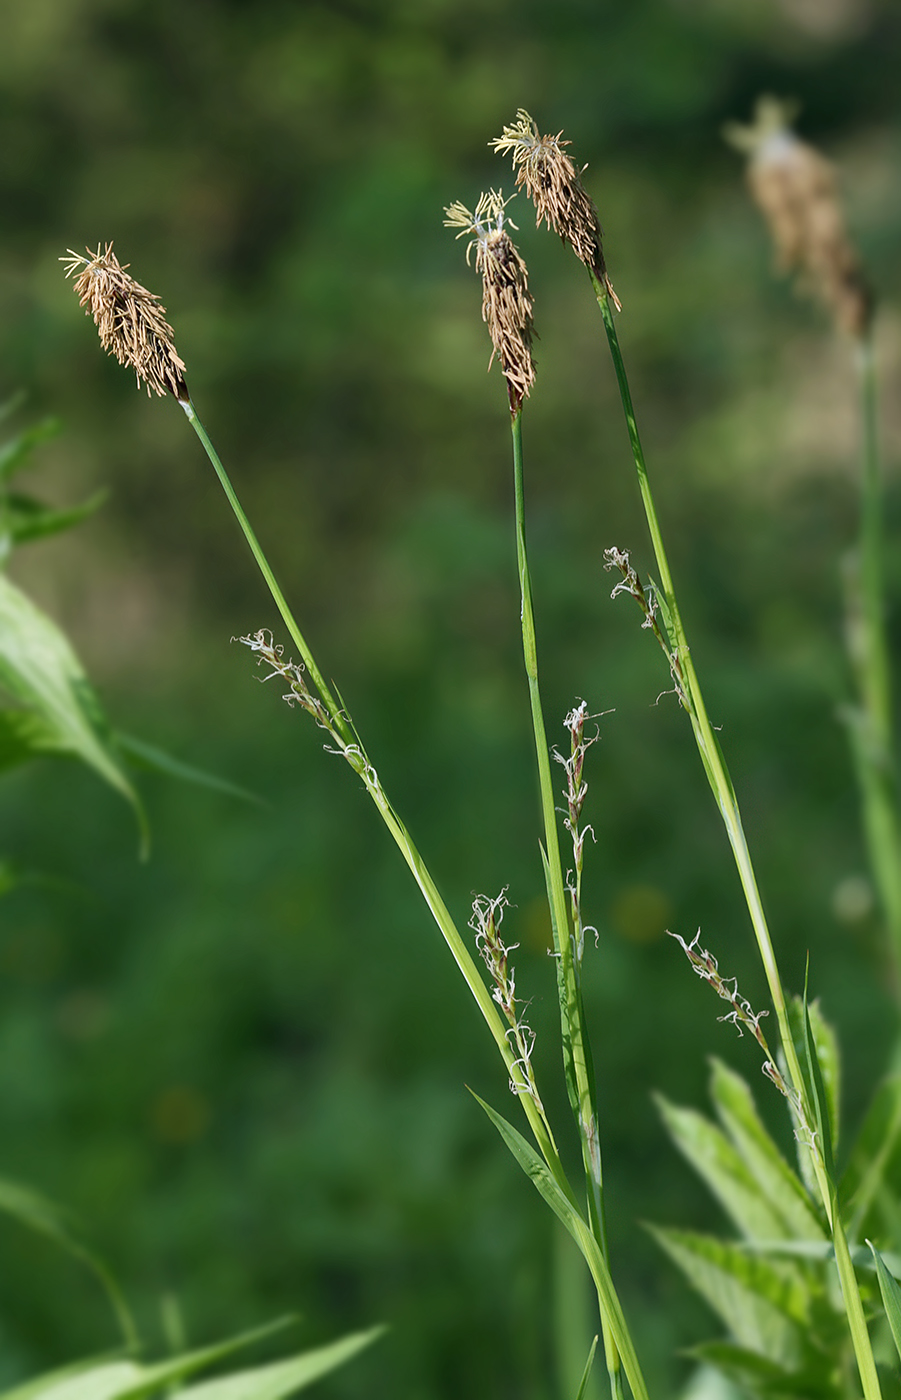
[
  {"left": 647, "top": 1225, "right": 807, "bottom": 1365},
  {"left": 655, "top": 1094, "right": 788, "bottom": 1241},
  {"left": 708, "top": 1060, "right": 824, "bottom": 1242},
  {"left": 470, "top": 1091, "right": 648, "bottom": 1400},
  {"left": 0, "top": 574, "right": 146, "bottom": 852},
  {"left": 169, "top": 1328, "right": 385, "bottom": 1400},
  {"left": 868, "top": 1241, "right": 901, "bottom": 1365},
  {"left": 842, "top": 1077, "right": 901, "bottom": 1236}
]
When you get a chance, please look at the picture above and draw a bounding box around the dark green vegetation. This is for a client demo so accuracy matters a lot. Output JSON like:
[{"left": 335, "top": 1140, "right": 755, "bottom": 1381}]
[{"left": 1, "top": 2, "right": 901, "bottom": 1397}]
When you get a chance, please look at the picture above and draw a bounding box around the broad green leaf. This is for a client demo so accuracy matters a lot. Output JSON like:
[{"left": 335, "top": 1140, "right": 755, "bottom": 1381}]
[
  {"left": 169, "top": 1328, "right": 385, "bottom": 1400},
  {"left": 647, "top": 1225, "right": 807, "bottom": 1365},
  {"left": 868, "top": 1241, "right": 901, "bottom": 1365},
  {"left": 574, "top": 1337, "right": 598, "bottom": 1400},
  {"left": 0, "top": 709, "right": 65, "bottom": 770},
  {"left": 0, "top": 574, "right": 146, "bottom": 852},
  {"left": 709, "top": 1060, "right": 824, "bottom": 1242},
  {"left": 842, "top": 1076, "right": 901, "bottom": 1235},
  {"left": 655, "top": 1094, "right": 788, "bottom": 1241},
  {"left": 115, "top": 734, "right": 261, "bottom": 805},
  {"left": 471, "top": 1091, "right": 649, "bottom": 1400},
  {"left": 0, "top": 1176, "right": 136, "bottom": 1348}
]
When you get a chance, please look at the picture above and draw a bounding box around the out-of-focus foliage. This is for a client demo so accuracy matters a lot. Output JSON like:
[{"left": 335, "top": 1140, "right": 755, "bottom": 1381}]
[{"left": 1, "top": 1, "right": 901, "bottom": 1398}]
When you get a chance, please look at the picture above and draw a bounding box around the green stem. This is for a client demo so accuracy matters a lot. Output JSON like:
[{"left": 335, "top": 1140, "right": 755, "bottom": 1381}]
[
  {"left": 181, "top": 398, "right": 351, "bottom": 745},
  {"left": 846, "top": 334, "right": 901, "bottom": 988},
  {"left": 511, "top": 410, "right": 622, "bottom": 1400},
  {"left": 182, "top": 396, "right": 568, "bottom": 1187},
  {"left": 591, "top": 278, "right": 882, "bottom": 1400}
]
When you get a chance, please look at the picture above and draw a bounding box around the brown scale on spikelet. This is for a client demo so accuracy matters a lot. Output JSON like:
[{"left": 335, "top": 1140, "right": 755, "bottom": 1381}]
[
  {"left": 491, "top": 109, "right": 620, "bottom": 310},
  {"left": 725, "top": 96, "right": 872, "bottom": 338},
  {"left": 444, "top": 190, "right": 536, "bottom": 413},
  {"left": 61, "top": 243, "right": 189, "bottom": 400}
]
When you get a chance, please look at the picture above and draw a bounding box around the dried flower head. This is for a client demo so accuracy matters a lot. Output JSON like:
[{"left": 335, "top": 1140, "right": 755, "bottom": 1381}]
[
  {"left": 491, "top": 109, "right": 620, "bottom": 310},
  {"left": 444, "top": 190, "right": 535, "bottom": 412},
  {"left": 724, "top": 96, "right": 872, "bottom": 338},
  {"left": 61, "top": 243, "right": 189, "bottom": 400}
]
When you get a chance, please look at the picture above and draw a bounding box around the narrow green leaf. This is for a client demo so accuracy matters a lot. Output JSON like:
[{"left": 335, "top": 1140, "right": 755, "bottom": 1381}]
[
  {"left": 115, "top": 734, "right": 262, "bottom": 805},
  {"left": 0, "top": 417, "right": 60, "bottom": 483},
  {"left": 655, "top": 1094, "right": 788, "bottom": 1241},
  {"left": 169, "top": 1328, "right": 385, "bottom": 1400},
  {"left": 0, "top": 1359, "right": 125, "bottom": 1400},
  {"left": 3, "top": 489, "right": 107, "bottom": 549},
  {"left": 708, "top": 1060, "right": 824, "bottom": 1242},
  {"left": 574, "top": 1336, "right": 598, "bottom": 1400},
  {"left": 868, "top": 1241, "right": 901, "bottom": 1365},
  {"left": 0, "top": 574, "right": 146, "bottom": 852},
  {"left": 0, "top": 1363, "right": 143, "bottom": 1400},
  {"left": 539, "top": 843, "right": 579, "bottom": 1121},
  {"left": 470, "top": 1092, "right": 648, "bottom": 1400},
  {"left": 646, "top": 1225, "right": 807, "bottom": 1365},
  {"left": 842, "top": 1076, "right": 901, "bottom": 1235},
  {"left": 0, "top": 1176, "right": 136, "bottom": 1348}
]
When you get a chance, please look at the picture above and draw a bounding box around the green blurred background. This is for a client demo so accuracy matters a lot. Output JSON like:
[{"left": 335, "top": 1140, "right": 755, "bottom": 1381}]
[{"left": 1, "top": 0, "right": 901, "bottom": 1396}]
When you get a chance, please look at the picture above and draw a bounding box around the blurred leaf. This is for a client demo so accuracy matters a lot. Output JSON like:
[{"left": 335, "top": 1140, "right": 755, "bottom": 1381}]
[
  {"left": 708, "top": 1059, "right": 824, "bottom": 1242},
  {"left": 0, "top": 1176, "right": 136, "bottom": 1349},
  {"left": 842, "top": 1076, "right": 901, "bottom": 1237},
  {"left": 0, "top": 1319, "right": 303, "bottom": 1400},
  {"left": 115, "top": 733, "right": 262, "bottom": 804},
  {"left": 687, "top": 1340, "right": 829, "bottom": 1398},
  {"left": 0, "top": 708, "right": 63, "bottom": 770},
  {"left": 646, "top": 1225, "right": 807, "bottom": 1365},
  {"left": 0, "top": 573, "right": 147, "bottom": 853},
  {"left": 655, "top": 1093, "right": 789, "bottom": 1241},
  {"left": 868, "top": 1241, "right": 901, "bottom": 1365},
  {"left": 0, "top": 416, "right": 60, "bottom": 484},
  {"left": 169, "top": 1327, "right": 385, "bottom": 1400},
  {"left": 0, "top": 488, "right": 107, "bottom": 558}
]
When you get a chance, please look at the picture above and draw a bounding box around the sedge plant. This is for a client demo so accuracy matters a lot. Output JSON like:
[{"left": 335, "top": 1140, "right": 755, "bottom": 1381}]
[{"left": 61, "top": 102, "right": 901, "bottom": 1400}]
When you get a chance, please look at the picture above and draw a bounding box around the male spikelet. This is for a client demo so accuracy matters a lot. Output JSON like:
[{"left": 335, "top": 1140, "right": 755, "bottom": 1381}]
[
  {"left": 491, "top": 109, "right": 620, "bottom": 310},
  {"left": 62, "top": 243, "right": 189, "bottom": 399},
  {"left": 444, "top": 190, "right": 535, "bottom": 413},
  {"left": 725, "top": 96, "right": 871, "bottom": 338}
]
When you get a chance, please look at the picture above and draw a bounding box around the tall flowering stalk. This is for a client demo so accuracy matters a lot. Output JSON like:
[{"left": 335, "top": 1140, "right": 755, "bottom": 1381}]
[
  {"left": 493, "top": 108, "right": 882, "bottom": 1400},
  {"left": 445, "top": 190, "right": 637, "bottom": 1400},
  {"left": 725, "top": 97, "right": 901, "bottom": 997},
  {"left": 64, "top": 234, "right": 651, "bottom": 1400}
]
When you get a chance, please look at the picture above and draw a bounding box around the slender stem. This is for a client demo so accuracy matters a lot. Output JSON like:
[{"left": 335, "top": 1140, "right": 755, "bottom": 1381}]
[
  {"left": 591, "top": 278, "right": 882, "bottom": 1400},
  {"left": 845, "top": 334, "right": 901, "bottom": 987},
  {"left": 511, "top": 410, "right": 622, "bottom": 1400},
  {"left": 181, "top": 398, "right": 351, "bottom": 745}
]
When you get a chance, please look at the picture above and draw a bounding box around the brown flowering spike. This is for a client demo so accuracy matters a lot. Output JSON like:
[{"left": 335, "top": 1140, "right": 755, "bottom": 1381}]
[
  {"left": 444, "top": 191, "right": 536, "bottom": 413},
  {"left": 725, "top": 96, "right": 872, "bottom": 338},
  {"left": 491, "top": 109, "right": 620, "bottom": 310},
  {"left": 61, "top": 243, "right": 189, "bottom": 400}
]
